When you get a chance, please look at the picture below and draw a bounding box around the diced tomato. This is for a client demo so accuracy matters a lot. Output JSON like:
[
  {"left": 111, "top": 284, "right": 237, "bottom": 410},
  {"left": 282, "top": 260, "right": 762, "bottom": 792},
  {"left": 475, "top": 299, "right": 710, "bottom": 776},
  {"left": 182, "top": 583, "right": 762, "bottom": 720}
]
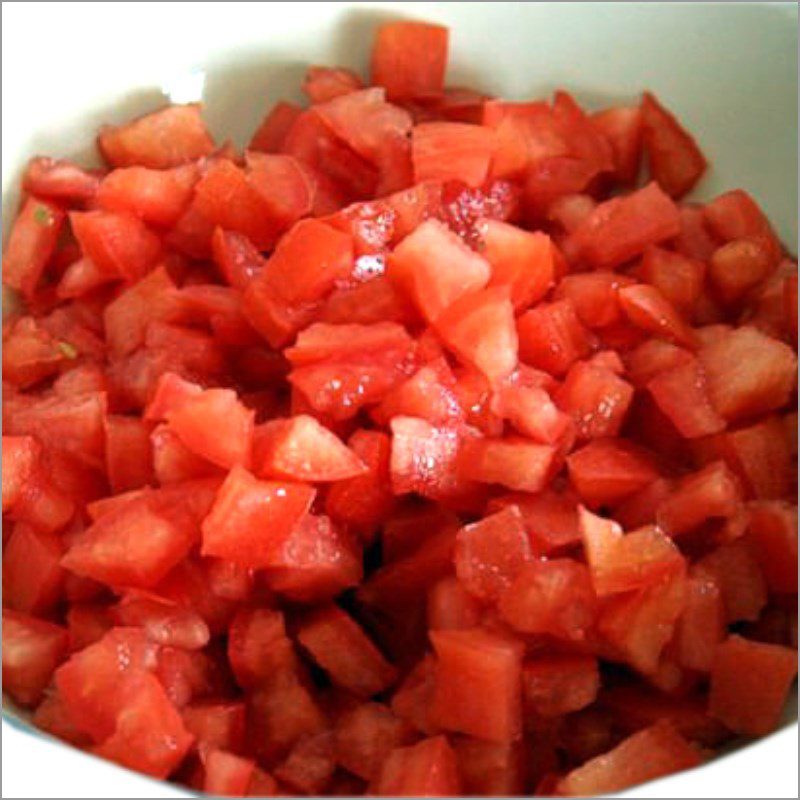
[
  {"left": 201, "top": 465, "right": 314, "bottom": 568},
  {"left": 2, "top": 198, "right": 65, "bottom": 297},
  {"left": 459, "top": 436, "right": 557, "bottom": 494},
  {"left": 297, "top": 605, "right": 396, "bottom": 697},
  {"left": 430, "top": 628, "right": 523, "bottom": 742},
  {"left": 698, "top": 326, "right": 797, "bottom": 422},
  {"left": 453, "top": 737, "right": 524, "bottom": 796},
  {"left": 274, "top": 731, "right": 336, "bottom": 795},
  {"left": 703, "top": 189, "right": 781, "bottom": 259},
  {"left": 23, "top": 156, "right": 101, "bottom": 203},
  {"left": 557, "top": 721, "right": 701, "bottom": 796},
  {"left": 517, "top": 299, "right": 593, "bottom": 376},
  {"left": 334, "top": 702, "right": 414, "bottom": 781},
  {"left": 9, "top": 458, "right": 76, "bottom": 534},
  {"left": 104, "top": 414, "right": 154, "bottom": 493},
  {"left": 2, "top": 434, "right": 41, "bottom": 512},
  {"left": 263, "top": 513, "right": 363, "bottom": 602},
  {"left": 389, "top": 655, "right": 438, "bottom": 736},
  {"left": 522, "top": 655, "right": 600, "bottom": 717},
  {"left": 203, "top": 749, "right": 257, "bottom": 796},
  {"left": 709, "top": 236, "right": 778, "bottom": 306},
  {"left": 436, "top": 286, "right": 518, "bottom": 385},
  {"left": 618, "top": 283, "right": 697, "bottom": 349},
  {"left": 246, "top": 152, "right": 315, "bottom": 231},
  {"left": 492, "top": 382, "right": 572, "bottom": 445},
  {"left": 412, "top": 122, "right": 495, "bottom": 186},
  {"left": 250, "top": 101, "right": 302, "bottom": 153},
  {"left": 182, "top": 701, "right": 246, "bottom": 754},
  {"left": 591, "top": 106, "right": 643, "bottom": 184},
  {"left": 62, "top": 491, "right": 199, "bottom": 589},
  {"left": 656, "top": 461, "right": 742, "bottom": 537},
  {"left": 555, "top": 362, "right": 634, "bottom": 440},
  {"left": 568, "top": 438, "right": 660, "bottom": 507},
  {"left": 381, "top": 503, "right": 460, "bottom": 564},
  {"left": 371, "top": 22, "right": 449, "bottom": 101},
  {"left": 580, "top": 507, "right": 685, "bottom": 597},
  {"left": 211, "top": 227, "right": 266, "bottom": 290},
  {"left": 675, "top": 570, "right": 726, "bottom": 672},
  {"left": 303, "top": 65, "right": 363, "bottom": 104},
  {"left": 373, "top": 736, "right": 461, "bottom": 796},
  {"left": 695, "top": 540, "right": 767, "bottom": 623},
  {"left": 553, "top": 272, "right": 632, "bottom": 330},
  {"left": 2, "top": 609, "right": 68, "bottom": 707},
  {"left": 3, "top": 316, "right": 71, "bottom": 389},
  {"left": 3, "top": 523, "right": 65, "bottom": 615},
  {"left": 641, "top": 93, "right": 706, "bottom": 199},
  {"left": 567, "top": 182, "right": 680, "bottom": 269},
  {"left": 98, "top": 104, "right": 214, "bottom": 168},
  {"left": 66, "top": 603, "right": 113, "bottom": 652},
  {"left": 227, "top": 607, "right": 295, "bottom": 690},
  {"left": 388, "top": 218, "right": 491, "bottom": 324},
  {"left": 427, "top": 575, "right": 483, "bottom": 631},
  {"left": 452, "top": 506, "right": 531, "bottom": 602},
  {"left": 70, "top": 210, "right": 162, "bottom": 281},
  {"left": 709, "top": 635, "right": 798, "bottom": 736},
  {"left": 373, "top": 362, "right": 463, "bottom": 427},
  {"left": 747, "top": 501, "right": 798, "bottom": 593},
  {"left": 499, "top": 559, "right": 597, "bottom": 641}
]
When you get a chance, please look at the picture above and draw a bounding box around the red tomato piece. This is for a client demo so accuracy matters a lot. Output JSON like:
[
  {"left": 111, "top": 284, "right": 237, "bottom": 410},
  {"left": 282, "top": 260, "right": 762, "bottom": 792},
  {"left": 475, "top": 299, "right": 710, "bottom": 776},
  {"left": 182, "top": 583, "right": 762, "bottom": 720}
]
[
  {"left": 590, "top": 106, "right": 644, "bottom": 184},
  {"left": 371, "top": 21, "right": 449, "bottom": 101},
  {"left": 567, "top": 438, "right": 660, "bottom": 507},
  {"left": 2, "top": 316, "right": 69, "bottom": 388},
  {"left": 274, "top": 731, "right": 336, "bottom": 795},
  {"left": 104, "top": 414, "right": 154, "bottom": 493},
  {"left": 641, "top": 93, "right": 707, "bottom": 199},
  {"left": 62, "top": 491, "right": 199, "bottom": 589},
  {"left": 567, "top": 182, "right": 681, "bottom": 269},
  {"left": 2, "top": 609, "right": 68, "bottom": 707},
  {"left": 3, "top": 523, "right": 65, "bottom": 615},
  {"left": 143, "top": 371, "right": 204, "bottom": 422},
  {"left": 381, "top": 504, "right": 460, "bottom": 564},
  {"left": 70, "top": 210, "right": 162, "bottom": 281},
  {"left": 517, "top": 299, "right": 593, "bottom": 376},
  {"left": 656, "top": 461, "right": 742, "bottom": 537},
  {"left": 245, "top": 152, "right": 315, "bottom": 231},
  {"left": 203, "top": 749, "right": 257, "bottom": 796},
  {"left": 412, "top": 122, "right": 496, "bottom": 186},
  {"left": 557, "top": 721, "right": 701, "bottom": 796},
  {"left": 675, "top": 570, "right": 726, "bottom": 672},
  {"left": 201, "top": 465, "right": 315, "bottom": 568},
  {"left": 459, "top": 436, "right": 557, "bottom": 493},
  {"left": 389, "top": 655, "right": 439, "bottom": 736},
  {"left": 481, "top": 220, "right": 557, "bottom": 310},
  {"left": 166, "top": 388, "right": 254, "bottom": 470},
  {"left": 553, "top": 271, "right": 634, "bottom": 330},
  {"left": 639, "top": 245, "right": 705, "bottom": 317},
  {"left": 747, "top": 501, "right": 798, "bottom": 593},
  {"left": 23, "top": 156, "right": 101, "bottom": 203},
  {"left": 710, "top": 636, "right": 798, "bottom": 737},
  {"left": 250, "top": 101, "right": 302, "bottom": 153},
  {"left": 297, "top": 605, "right": 397, "bottom": 698},
  {"left": 388, "top": 218, "right": 491, "bottom": 324},
  {"left": 492, "top": 383, "right": 572, "bottom": 445},
  {"left": 436, "top": 286, "right": 518, "bottom": 385},
  {"left": 2, "top": 198, "right": 65, "bottom": 297},
  {"left": 499, "top": 559, "right": 597, "bottom": 641},
  {"left": 211, "top": 227, "right": 266, "bottom": 290},
  {"left": 703, "top": 189, "right": 782, "bottom": 258},
  {"left": 555, "top": 362, "right": 634, "bottom": 440},
  {"left": 227, "top": 607, "right": 296, "bottom": 690},
  {"left": 695, "top": 540, "right": 767, "bottom": 624},
  {"left": 427, "top": 575, "right": 483, "bottom": 631},
  {"left": 373, "top": 736, "right": 461, "bottom": 796},
  {"left": 453, "top": 505, "right": 532, "bottom": 602},
  {"left": 522, "top": 655, "right": 600, "bottom": 717},
  {"left": 92, "top": 670, "right": 194, "bottom": 779},
  {"left": 182, "top": 701, "right": 246, "bottom": 754},
  {"left": 304, "top": 65, "right": 364, "bottom": 103},
  {"left": 253, "top": 415, "right": 366, "bottom": 482},
  {"left": 334, "top": 702, "right": 414, "bottom": 781},
  {"left": 618, "top": 283, "right": 697, "bottom": 349},
  {"left": 579, "top": 507, "right": 685, "bottom": 597},
  {"left": 698, "top": 326, "right": 797, "bottom": 422},
  {"left": 453, "top": 737, "right": 525, "bottom": 796},
  {"left": 709, "top": 236, "right": 778, "bottom": 306},
  {"left": 98, "top": 103, "right": 214, "bottom": 168},
  {"left": 430, "top": 628, "right": 523, "bottom": 742},
  {"left": 2, "top": 434, "right": 41, "bottom": 512},
  {"left": 263, "top": 513, "right": 363, "bottom": 602}
]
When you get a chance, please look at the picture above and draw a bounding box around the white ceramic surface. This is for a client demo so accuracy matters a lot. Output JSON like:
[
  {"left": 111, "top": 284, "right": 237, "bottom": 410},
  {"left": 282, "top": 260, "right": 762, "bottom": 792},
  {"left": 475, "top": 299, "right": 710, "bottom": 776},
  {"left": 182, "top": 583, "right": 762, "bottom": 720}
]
[{"left": 2, "top": 2, "right": 798, "bottom": 798}]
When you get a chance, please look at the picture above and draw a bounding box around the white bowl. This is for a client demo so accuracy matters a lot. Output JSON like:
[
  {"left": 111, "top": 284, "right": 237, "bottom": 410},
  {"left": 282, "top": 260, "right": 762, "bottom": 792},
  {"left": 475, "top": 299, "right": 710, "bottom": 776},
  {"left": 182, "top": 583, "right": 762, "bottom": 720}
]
[{"left": 2, "top": 2, "right": 797, "bottom": 798}]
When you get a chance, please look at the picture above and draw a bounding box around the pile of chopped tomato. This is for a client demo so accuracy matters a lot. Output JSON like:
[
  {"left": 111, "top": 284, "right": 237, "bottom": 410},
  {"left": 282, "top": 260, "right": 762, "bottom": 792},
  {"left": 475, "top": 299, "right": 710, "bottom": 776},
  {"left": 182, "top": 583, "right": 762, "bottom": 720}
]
[{"left": 3, "top": 18, "right": 798, "bottom": 799}]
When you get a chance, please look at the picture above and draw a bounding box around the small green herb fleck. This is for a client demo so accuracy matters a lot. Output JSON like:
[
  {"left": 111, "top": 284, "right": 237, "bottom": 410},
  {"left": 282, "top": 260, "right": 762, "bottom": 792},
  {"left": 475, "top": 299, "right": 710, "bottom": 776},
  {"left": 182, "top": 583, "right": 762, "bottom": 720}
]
[
  {"left": 33, "top": 205, "right": 53, "bottom": 226},
  {"left": 58, "top": 341, "right": 78, "bottom": 359}
]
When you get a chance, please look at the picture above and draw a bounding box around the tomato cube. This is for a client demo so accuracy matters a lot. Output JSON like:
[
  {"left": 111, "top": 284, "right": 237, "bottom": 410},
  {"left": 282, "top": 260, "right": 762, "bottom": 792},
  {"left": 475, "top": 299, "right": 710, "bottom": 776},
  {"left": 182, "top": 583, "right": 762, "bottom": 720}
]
[
  {"left": 703, "top": 189, "right": 781, "bottom": 258},
  {"left": 522, "top": 655, "right": 600, "bottom": 717},
  {"left": 2, "top": 435, "right": 41, "bottom": 512},
  {"left": 373, "top": 363, "right": 464, "bottom": 427},
  {"left": 710, "top": 636, "right": 798, "bottom": 736},
  {"left": 590, "top": 106, "right": 643, "bottom": 184},
  {"left": 2, "top": 198, "right": 65, "bottom": 297},
  {"left": 459, "top": 436, "right": 557, "bottom": 493},
  {"left": 696, "top": 539, "right": 767, "bottom": 626},
  {"left": 373, "top": 736, "right": 461, "bottom": 796},
  {"left": 498, "top": 559, "right": 597, "bottom": 641},
  {"left": 2, "top": 609, "right": 68, "bottom": 707},
  {"left": 747, "top": 501, "right": 798, "bottom": 594},
  {"left": 557, "top": 721, "right": 701, "bottom": 796},
  {"left": 493, "top": 383, "right": 573, "bottom": 445},
  {"left": 104, "top": 414, "right": 154, "bottom": 493},
  {"left": 427, "top": 575, "right": 484, "bottom": 631},
  {"left": 675, "top": 570, "right": 726, "bottom": 672},
  {"left": 517, "top": 299, "right": 593, "bottom": 376},
  {"left": 371, "top": 21, "right": 449, "bottom": 100},
  {"left": 3, "top": 523, "right": 65, "bottom": 615},
  {"left": 3, "top": 316, "right": 68, "bottom": 389},
  {"left": 203, "top": 749, "right": 257, "bottom": 796},
  {"left": 555, "top": 362, "right": 634, "bottom": 440},
  {"left": 568, "top": 438, "right": 660, "bottom": 507},
  {"left": 453, "top": 505, "right": 532, "bottom": 601},
  {"left": 453, "top": 737, "right": 525, "bottom": 796},
  {"left": 388, "top": 218, "right": 490, "bottom": 324},
  {"left": 250, "top": 100, "right": 302, "bottom": 152},
  {"left": 412, "top": 122, "right": 495, "bottom": 186},
  {"left": 201, "top": 465, "right": 315, "bottom": 569},
  {"left": 430, "top": 628, "right": 523, "bottom": 742},
  {"left": 297, "top": 605, "right": 397, "bottom": 698},
  {"left": 274, "top": 731, "right": 336, "bottom": 795},
  {"left": 641, "top": 93, "right": 707, "bottom": 199},
  {"left": 389, "top": 655, "right": 439, "bottom": 736}
]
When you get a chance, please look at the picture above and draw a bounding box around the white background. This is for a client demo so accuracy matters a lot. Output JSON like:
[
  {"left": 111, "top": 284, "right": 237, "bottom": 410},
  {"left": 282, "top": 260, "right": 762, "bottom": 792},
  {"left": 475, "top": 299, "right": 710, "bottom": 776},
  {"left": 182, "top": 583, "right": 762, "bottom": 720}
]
[{"left": 2, "top": 2, "right": 798, "bottom": 798}]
